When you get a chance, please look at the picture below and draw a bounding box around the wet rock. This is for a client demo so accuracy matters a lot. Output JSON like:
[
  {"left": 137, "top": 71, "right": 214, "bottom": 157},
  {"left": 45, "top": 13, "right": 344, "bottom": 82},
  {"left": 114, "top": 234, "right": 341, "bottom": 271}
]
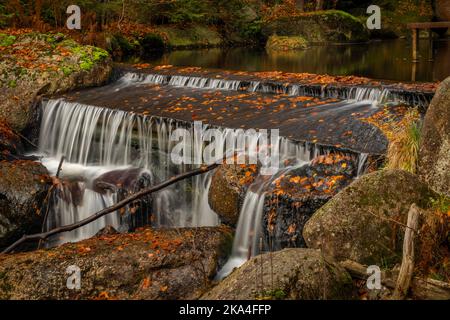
[
  {"left": 0, "top": 160, "right": 52, "bottom": 249},
  {"left": 419, "top": 76, "right": 450, "bottom": 197},
  {"left": 95, "top": 225, "right": 119, "bottom": 236},
  {"left": 0, "top": 226, "right": 233, "bottom": 300},
  {"left": 93, "top": 168, "right": 153, "bottom": 231},
  {"left": 303, "top": 169, "right": 437, "bottom": 266},
  {"left": 208, "top": 164, "right": 258, "bottom": 226},
  {"left": 263, "top": 153, "right": 356, "bottom": 251},
  {"left": 0, "top": 121, "right": 24, "bottom": 161},
  {"left": 201, "top": 248, "right": 355, "bottom": 300}
]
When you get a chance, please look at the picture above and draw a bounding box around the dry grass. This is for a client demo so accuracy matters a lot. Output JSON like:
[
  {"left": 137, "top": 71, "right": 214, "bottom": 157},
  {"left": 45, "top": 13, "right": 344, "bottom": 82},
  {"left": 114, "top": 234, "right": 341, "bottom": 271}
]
[{"left": 385, "top": 108, "right": 421, "bottom": 174}]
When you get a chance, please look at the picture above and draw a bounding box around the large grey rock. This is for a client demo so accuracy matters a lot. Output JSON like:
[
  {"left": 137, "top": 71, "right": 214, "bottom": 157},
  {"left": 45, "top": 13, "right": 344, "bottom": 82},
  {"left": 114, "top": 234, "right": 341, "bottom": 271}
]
[
  {"left": 201, "top": 248, "right": 355, "bottom": 300},
  {"left": 0, "top": 226, "right": 233, "bottom": 299},
  {"left": 303, "top": 169, "right": 437, "bottom": 266},
  {"left": 419, "top": 76, "right": 450, "bottom": 197}
]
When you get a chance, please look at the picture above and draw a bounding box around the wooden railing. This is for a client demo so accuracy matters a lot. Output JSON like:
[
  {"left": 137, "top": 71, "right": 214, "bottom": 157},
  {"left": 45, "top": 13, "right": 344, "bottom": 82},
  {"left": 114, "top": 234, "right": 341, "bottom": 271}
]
[{"left": 407, "top": 22, "right": 450, "bottom": 62}]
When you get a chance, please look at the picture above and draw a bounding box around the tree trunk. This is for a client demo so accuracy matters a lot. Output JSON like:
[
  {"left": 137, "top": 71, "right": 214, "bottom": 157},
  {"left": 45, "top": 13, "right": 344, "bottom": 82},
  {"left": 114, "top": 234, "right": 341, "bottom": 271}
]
[{"left": 316, "top": 0, "right": 324, "bottom": 11}]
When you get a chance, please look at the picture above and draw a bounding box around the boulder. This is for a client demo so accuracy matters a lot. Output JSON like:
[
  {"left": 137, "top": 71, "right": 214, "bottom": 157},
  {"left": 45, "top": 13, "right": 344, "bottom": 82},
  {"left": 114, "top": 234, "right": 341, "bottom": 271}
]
[
  {"left": 263, "top": 153, "right": 356, "bottom": 251},
  {"left": 0, "top": 160, "right": 52, "bottom": 249},
  {"left": 303, "top": 169, "right": 437, "bottom": 266},
  {"left": 419, "top": 76, "right": 450, "bottom": 197},
  {"left": 201, "top": 248, "right": 355, "bottom": 300},
  {"left": 262, "top": 10, "right": 369, "bottom": 44},
  {"left": 0, "top": 32, "right": 112, "bottom": 132},
  {"left": 208, "top": 164, "right": 258, "bottom": 226},
  {"left": 0, "top": 226, "right": 233, "bottom": 299}
]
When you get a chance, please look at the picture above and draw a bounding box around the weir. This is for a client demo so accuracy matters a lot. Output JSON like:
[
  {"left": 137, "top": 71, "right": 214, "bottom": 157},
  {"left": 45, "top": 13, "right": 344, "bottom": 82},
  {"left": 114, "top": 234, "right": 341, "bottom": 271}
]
[
  {"left": 115, "top": 69, "right": 434, "bottom": 110},
  {"left": 35, "top": 67, "right": 418, "bottom": 270}
]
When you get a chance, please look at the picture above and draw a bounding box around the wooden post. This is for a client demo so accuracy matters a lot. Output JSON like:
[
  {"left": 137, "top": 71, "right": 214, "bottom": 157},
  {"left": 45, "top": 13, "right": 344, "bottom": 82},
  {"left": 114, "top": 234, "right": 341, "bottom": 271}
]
[
  {"left": 428, "top": 29, "right": 434, "bottom": 61},
  {"left": 412, "top": 28, "right": 419, "bottom": 62},
  {"left": 393, "top": 204, "right": 420, "bottom": 299}
]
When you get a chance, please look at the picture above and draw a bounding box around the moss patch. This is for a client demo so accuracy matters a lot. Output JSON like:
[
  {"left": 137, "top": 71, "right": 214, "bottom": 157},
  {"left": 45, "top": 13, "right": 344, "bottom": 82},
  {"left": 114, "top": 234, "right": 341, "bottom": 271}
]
[
  {"left": 266, "top": 35, "right": 308, "bottom": 51},
  {"left": 157, "top": 24, "right": 222, "bottom": 49}
]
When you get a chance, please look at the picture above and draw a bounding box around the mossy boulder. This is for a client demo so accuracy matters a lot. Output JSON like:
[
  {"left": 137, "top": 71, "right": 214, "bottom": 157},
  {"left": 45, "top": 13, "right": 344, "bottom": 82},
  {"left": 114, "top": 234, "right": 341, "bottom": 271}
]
[
  {"left": 303, "top": 169, "right": 437, "bottom": 266},
  {"left": 0, "top": 160, "right": 52, "bottom": 249},
  {"left": 201, "top": 248, "right": 355, "bottom": 300},
  {"left": 157, "top": 25, "right": 223, "bottom": 49},
  {"left": 0, "top": 226, "right": 232, "bottom": 299},
  {"left": 266, "top": 35, "right": 308, "bottom": 51},
  {"left": 419, "top": 76, "right": 450, "bottom": 197},
  {"left": 0, "top": 32, "right": 112, "bottom": 132},
  {"left": 262, "top": 10, "right": 369, "bottom": 43},
  {"left": 208, "top": 164, "right": 258, "bottom": 226}
]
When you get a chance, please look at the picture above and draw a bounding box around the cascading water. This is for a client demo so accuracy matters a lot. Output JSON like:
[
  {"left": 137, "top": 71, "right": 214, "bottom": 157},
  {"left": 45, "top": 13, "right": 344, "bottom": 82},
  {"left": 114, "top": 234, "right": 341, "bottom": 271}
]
[
  {"left": 115, "top": 71, "right": 431, "bottom": 108},
  {"left": 38, "top": 99, "right": 222, "bottom": 245},
  {"left": 39, "top": 98, "right": 344, "bottom": 246}
]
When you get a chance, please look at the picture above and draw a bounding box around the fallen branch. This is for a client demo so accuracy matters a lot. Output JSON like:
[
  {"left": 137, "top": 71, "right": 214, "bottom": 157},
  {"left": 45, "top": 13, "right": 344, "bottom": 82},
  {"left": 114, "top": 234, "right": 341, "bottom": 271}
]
[
  {"left": 2, "top": 162, "right": 221, "bottom": 254},
  {"left": 340, "top": 260, "right": 450, "bottom": 300},
  {"left": 393, "top": 203, "right": 420, "bottom": 299}
]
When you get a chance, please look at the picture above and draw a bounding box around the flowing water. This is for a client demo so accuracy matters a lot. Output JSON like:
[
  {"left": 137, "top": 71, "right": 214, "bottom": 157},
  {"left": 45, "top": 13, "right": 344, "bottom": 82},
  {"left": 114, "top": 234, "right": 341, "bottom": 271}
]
[{"left": 37, "top": 69, "right": 407, "bottom": 266}]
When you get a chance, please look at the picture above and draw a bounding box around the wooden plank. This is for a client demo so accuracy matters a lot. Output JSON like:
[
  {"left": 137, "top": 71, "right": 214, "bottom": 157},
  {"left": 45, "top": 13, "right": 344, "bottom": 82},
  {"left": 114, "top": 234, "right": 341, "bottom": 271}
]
[{"left": 407, "top": 21, "right": 450, "bottom": 29}]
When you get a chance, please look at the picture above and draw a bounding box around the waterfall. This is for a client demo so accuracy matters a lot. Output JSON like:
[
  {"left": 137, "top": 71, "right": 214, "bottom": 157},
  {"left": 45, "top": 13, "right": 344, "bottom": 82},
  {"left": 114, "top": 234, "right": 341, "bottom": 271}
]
[
  {"left": 38, "top": 96, "right": 369, "bottom": 248},
  {"left": 38, "top": 99, "right": 221, "bottom": 245}
]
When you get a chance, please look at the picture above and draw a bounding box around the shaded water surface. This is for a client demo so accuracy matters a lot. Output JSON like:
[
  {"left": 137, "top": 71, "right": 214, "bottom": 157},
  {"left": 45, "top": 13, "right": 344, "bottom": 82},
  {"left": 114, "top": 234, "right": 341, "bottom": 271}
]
[{"left": 147, "top": 39, "right": 450, "bottom": 82}]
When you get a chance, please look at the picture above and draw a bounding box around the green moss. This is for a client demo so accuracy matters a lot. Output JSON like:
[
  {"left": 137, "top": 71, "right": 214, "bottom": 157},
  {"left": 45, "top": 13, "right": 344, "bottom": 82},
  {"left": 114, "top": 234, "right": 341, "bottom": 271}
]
[
  {"left": 0, "top": 33, "right": 16, "bottom": 46},
  {"left": 64, "top": 42, "right": 109, "bottom": 71},
  {"left": 7, "top": 79, "right": 16, "bottom": 88},
  {"left": 158, "top": 25, "right": 222, "bottom": 48},
  {"left": 258, "top": 289, "right": 287, "bottom": 300},
  {"left": 262, "top": 10, "right": 368, "bottom": 43},
  {"left": 266, "top": 35, "right": 308, "bottom": 51},
  {"left": 140, "top": 33, "right": 165, "bottom": 52}
]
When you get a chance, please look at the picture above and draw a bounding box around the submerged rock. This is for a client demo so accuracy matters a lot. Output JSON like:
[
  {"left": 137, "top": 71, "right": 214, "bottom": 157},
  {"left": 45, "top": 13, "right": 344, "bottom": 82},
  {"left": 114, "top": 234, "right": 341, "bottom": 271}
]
[
  {"left": 0, "top": 226, "right": 233, "bottom": 300},
  {"left": 0, "top": 160, "right": 52, "bottom": 249},
  {"left": 263, "top": 153, "right": 356, "bottom": 250},
  {"left": 303, "top": 169, "right": 437, "bottom": 266},
  {"left": 208, "top": 164, "right": 258, "bottom": 226},
  {"left": 419, "top": 76, "right": 450, "bottom": 197},
  {"left": 201, "top": 248, "right": 355, "bottom": 300}
]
